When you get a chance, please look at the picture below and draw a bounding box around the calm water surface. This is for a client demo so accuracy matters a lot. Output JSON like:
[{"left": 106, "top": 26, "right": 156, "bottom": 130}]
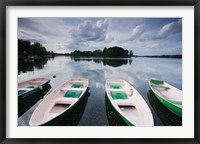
[{"left": 18, "top": 56, "right": 182, "bottom": 126}]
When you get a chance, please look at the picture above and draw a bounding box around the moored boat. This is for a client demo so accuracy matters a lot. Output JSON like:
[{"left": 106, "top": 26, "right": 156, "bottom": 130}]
[
  {"left": 105, "top": 79, "right": 154, "bottom": 126},
  {"left": 29, "top": 78, "right": 89, "bottom": 126},
  {"left": 149, "top": 79, "right": 182, "bottom": 117},
  {"left": 18, "top": 78, "right": 50, "bottom": 101}
]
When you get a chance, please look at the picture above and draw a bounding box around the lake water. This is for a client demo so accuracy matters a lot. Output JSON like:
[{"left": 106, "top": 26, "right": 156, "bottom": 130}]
[{"left": 18, "top": 56, "right": 182, "bottom": 126}]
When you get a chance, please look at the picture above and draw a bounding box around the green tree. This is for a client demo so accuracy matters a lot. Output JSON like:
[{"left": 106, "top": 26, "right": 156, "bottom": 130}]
[{"left": 129, "top": 50, "right": 134, "bottom": 57}]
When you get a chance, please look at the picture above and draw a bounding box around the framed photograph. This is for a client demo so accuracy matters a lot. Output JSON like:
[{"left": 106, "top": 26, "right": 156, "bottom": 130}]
[{"left": 1, "top": 0, "right": 199, "bottom": 143}]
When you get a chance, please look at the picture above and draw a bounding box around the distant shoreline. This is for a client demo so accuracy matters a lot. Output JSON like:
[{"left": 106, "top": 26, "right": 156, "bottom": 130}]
[
  {"left": 18, "top": 54, "right": 182, "bottom": 59},
  {"left": 133, "top": 54, "right": 182, "bottom": 59}
]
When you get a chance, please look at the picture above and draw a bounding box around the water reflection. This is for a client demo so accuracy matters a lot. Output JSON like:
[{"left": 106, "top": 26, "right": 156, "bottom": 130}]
[
  {"left": 18, "top": 84, "right": 52, "bottom": 117},
  {"left": 18, "top": 56, "right": 182, "bottom": 126},
  {"left": 18, "top": 57, "right": 54, "bottom": 75},
  {"left": 71, "top": 57, "right": 131, "bottom": 67},
  {"left": 43, "top": 88, "right": 90, "bottom": 126},
  {"left": 102, "top": 59, "right": 129, "bottom": 67},
  {"left": 105, "top": 93, "right": 127, "bottom": 126},
  {"left": 147, "top": 90, "right": 182, "bottom": 126}
]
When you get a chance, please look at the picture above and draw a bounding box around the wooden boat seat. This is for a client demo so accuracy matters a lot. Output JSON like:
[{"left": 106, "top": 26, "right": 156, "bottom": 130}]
[
  {"left": 60, "top": 87, "right": 84, "bottom": 91},
  {"left": 114, "top": 99, "right": 133, "bottom": 106},
  {"left": 151, "top": 84, "right": 170, "bottom": 89},
  {"left": 107, "top": 89, "right": 124, "bottom": 91},
  {"left": 18, "top": 87, "right": 33, "bottom": 91},
  {"left": 69, "top": 81, "right": 86, "bottom": 84},
  {"left": 60, "top": 88, "right": 69, "bottom": 91},
  {"left": 54, "top": 97, "right": 76, "bottom": 104},
  {"left": 32, "top": 80, "right": 46, "bottom": 82}
]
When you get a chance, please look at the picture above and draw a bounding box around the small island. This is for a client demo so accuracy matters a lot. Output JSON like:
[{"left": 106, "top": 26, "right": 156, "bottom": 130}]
[{"left": 70, "top": 46, "right": 133, "bottom": 58}]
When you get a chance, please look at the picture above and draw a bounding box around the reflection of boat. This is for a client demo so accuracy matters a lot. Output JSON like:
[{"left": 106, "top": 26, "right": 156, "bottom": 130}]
[
  {"left": 147, "top": 90, "right": 182, "bottom": 126},
  {"left": 18, "top": 84, "right": 52, "bottom": 117},
  {"left": 29, "top": 78, "right": 89, "bottom": 126},
  {"left": 149, "top": 79, "right": 182, "bottom": 117},
  {"left": 105, "top": 93, "right": 127, "bottom": 126},
  {"left": 105, "top": 79, "right": 154, "bottom": 126},
  {"left": 18, "top": 78, "right": 51, "bottom": 102}
]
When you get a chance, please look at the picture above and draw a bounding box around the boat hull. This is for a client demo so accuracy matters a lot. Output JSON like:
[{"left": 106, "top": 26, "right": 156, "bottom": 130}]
[
  {"left": 42, "top": 88, "right": 88, "bottom": 126},
  {"left": 106, "top": 94, "right": 134, "bottom": 126},
  {"left": 105, "top": 79, "right": 154, "bottom": 126},
  {"left": 152, "top": 91, "right": 182, "bottom": 117},
  {"left": 105, "top": 94, "right": 127, "bottom": 126},
  {"left": 149, "top": 80, "right": 182, "bottom": 117},
  {"left": 18, "top": 84, "right": 52, "bottom": 118},
  {"left": 147, "top": 90, "right": 182, "bottom": 126},
  {"left": 18, "top": 80, "right": 50, "bottom": 102},
  {"left": 29, "top": 78, "right": 89, "bottom": 126}
]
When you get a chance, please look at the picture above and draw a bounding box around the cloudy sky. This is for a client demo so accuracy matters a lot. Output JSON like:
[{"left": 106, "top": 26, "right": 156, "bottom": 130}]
[{"left": 18, "top": 18, "right": 182, "bottom": 55}]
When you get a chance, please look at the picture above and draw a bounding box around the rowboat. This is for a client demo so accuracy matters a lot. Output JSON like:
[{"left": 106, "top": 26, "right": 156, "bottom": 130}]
[
  {"left": 29, "top": 78, "right": 89, "bottom": 126},
  {"left": 105, "top": 79, "right": 154, "bottom": 126},
  {"left": 147, "top": 90, "right": 182, "bottom": 126},
  {"left": 149, "top": 79, "right": 182, "bottom": 117},
  {"left": 18, "top": 78, "right": 50, "bottom": 101}
]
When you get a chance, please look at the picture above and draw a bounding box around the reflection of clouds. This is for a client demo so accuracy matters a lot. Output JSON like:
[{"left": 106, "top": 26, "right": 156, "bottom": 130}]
[
  {"left": 18, "top": 56, "right": 73, "bottom": 83},
  {"left": 19, "top": 57, "right": 181, "bottom": 89},
  {"left": 95, "top": 82, "right": 104, "bottom": 89},
  {"left": 130, "top": 58, "right": 182, "bottom": 89},
  {"left": 71, "top": 57, "right": 182, "bottom": 90},
  {"left": 18, "top": 56, "right": 182, "bottom": 126},
  {"left": 72, "top": 58, "right": 129, "bottom": 68}
]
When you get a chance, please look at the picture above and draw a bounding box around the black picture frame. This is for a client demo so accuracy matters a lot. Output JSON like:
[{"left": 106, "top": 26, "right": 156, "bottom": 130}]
[{"left": 0, "top": 0, "right": 199, "bottom": 143}]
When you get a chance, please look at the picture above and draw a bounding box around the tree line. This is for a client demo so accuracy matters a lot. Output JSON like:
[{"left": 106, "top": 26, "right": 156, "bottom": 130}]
[
  {"left": 71, "top": 46, "right": 134, "bottom": 58},
  {"left": 18, "top": 39, "right": 134, "bottom": 58},
  {"left": 18, "top": 39, "right": 54, "bottom": 56}
]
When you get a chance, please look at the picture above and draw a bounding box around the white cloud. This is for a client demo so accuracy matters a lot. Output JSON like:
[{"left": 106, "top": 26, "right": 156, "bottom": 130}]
[
  {"left": 104, "top": 35, "right": 114, "bottom": 43},
  {"left": 123, "top": 19, "right": 182, "bottom": 42},
  {"left": 131, "top": 24, "right": 145, "bottom": 40},
  {"left": 123, "top": 24, "right": 145, "bottom": 42},
  {"left": 156, "top": 19, "right": 182, "bottom": 39},
  {"left": 72, "top": 19, "right": 109, "bottom": 42}
]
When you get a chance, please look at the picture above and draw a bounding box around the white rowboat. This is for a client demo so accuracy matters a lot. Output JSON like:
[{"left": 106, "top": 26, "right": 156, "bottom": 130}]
[
  {"left": 29, "top": 78, "right": 89, "bottom": 126},
  {"left": 18, "top": 78, "right": 50, "bottom": 100},
  {"left": 105, "top": 79, "right": 154, "bottom": 126},
  {"left": 149, "top": 79, "right": 182, "bottom": 117}
]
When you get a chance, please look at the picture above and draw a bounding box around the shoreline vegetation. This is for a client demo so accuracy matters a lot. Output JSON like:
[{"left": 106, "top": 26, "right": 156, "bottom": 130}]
[
  {"left": 133, "top": 55, "right": 182, "bottom": 59},
  {"left": 18, "top": 39, "right": 182, "bottom": 59}
]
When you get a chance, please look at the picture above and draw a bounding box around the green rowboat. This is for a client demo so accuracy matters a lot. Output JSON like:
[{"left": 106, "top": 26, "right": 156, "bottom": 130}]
[
  {"left": 105, "top": 79, "right": 154, "bottom": 126},
  {"left": 29, "top": 78, "right": 89, "bottom": 126},
  {"left": 18, "top": 78, "right": 50, "bottom": 102},
  {"left": 149, "top": 79, "right": 182, "bottom": 117}
]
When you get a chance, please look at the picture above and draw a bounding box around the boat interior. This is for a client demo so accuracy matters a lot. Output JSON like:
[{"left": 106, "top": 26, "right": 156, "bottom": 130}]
[
  {"left": 44, "top": 80, "right": 88, "bottom": 119},
  {"left": 150, "top": 80, "right": 182, "bottom": 107},
  {"left": 18, "top": 78, "right": 49, "bottom": 91},
  {"left": 106, "top": 80, "right": 147, "bottom": 125}
]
